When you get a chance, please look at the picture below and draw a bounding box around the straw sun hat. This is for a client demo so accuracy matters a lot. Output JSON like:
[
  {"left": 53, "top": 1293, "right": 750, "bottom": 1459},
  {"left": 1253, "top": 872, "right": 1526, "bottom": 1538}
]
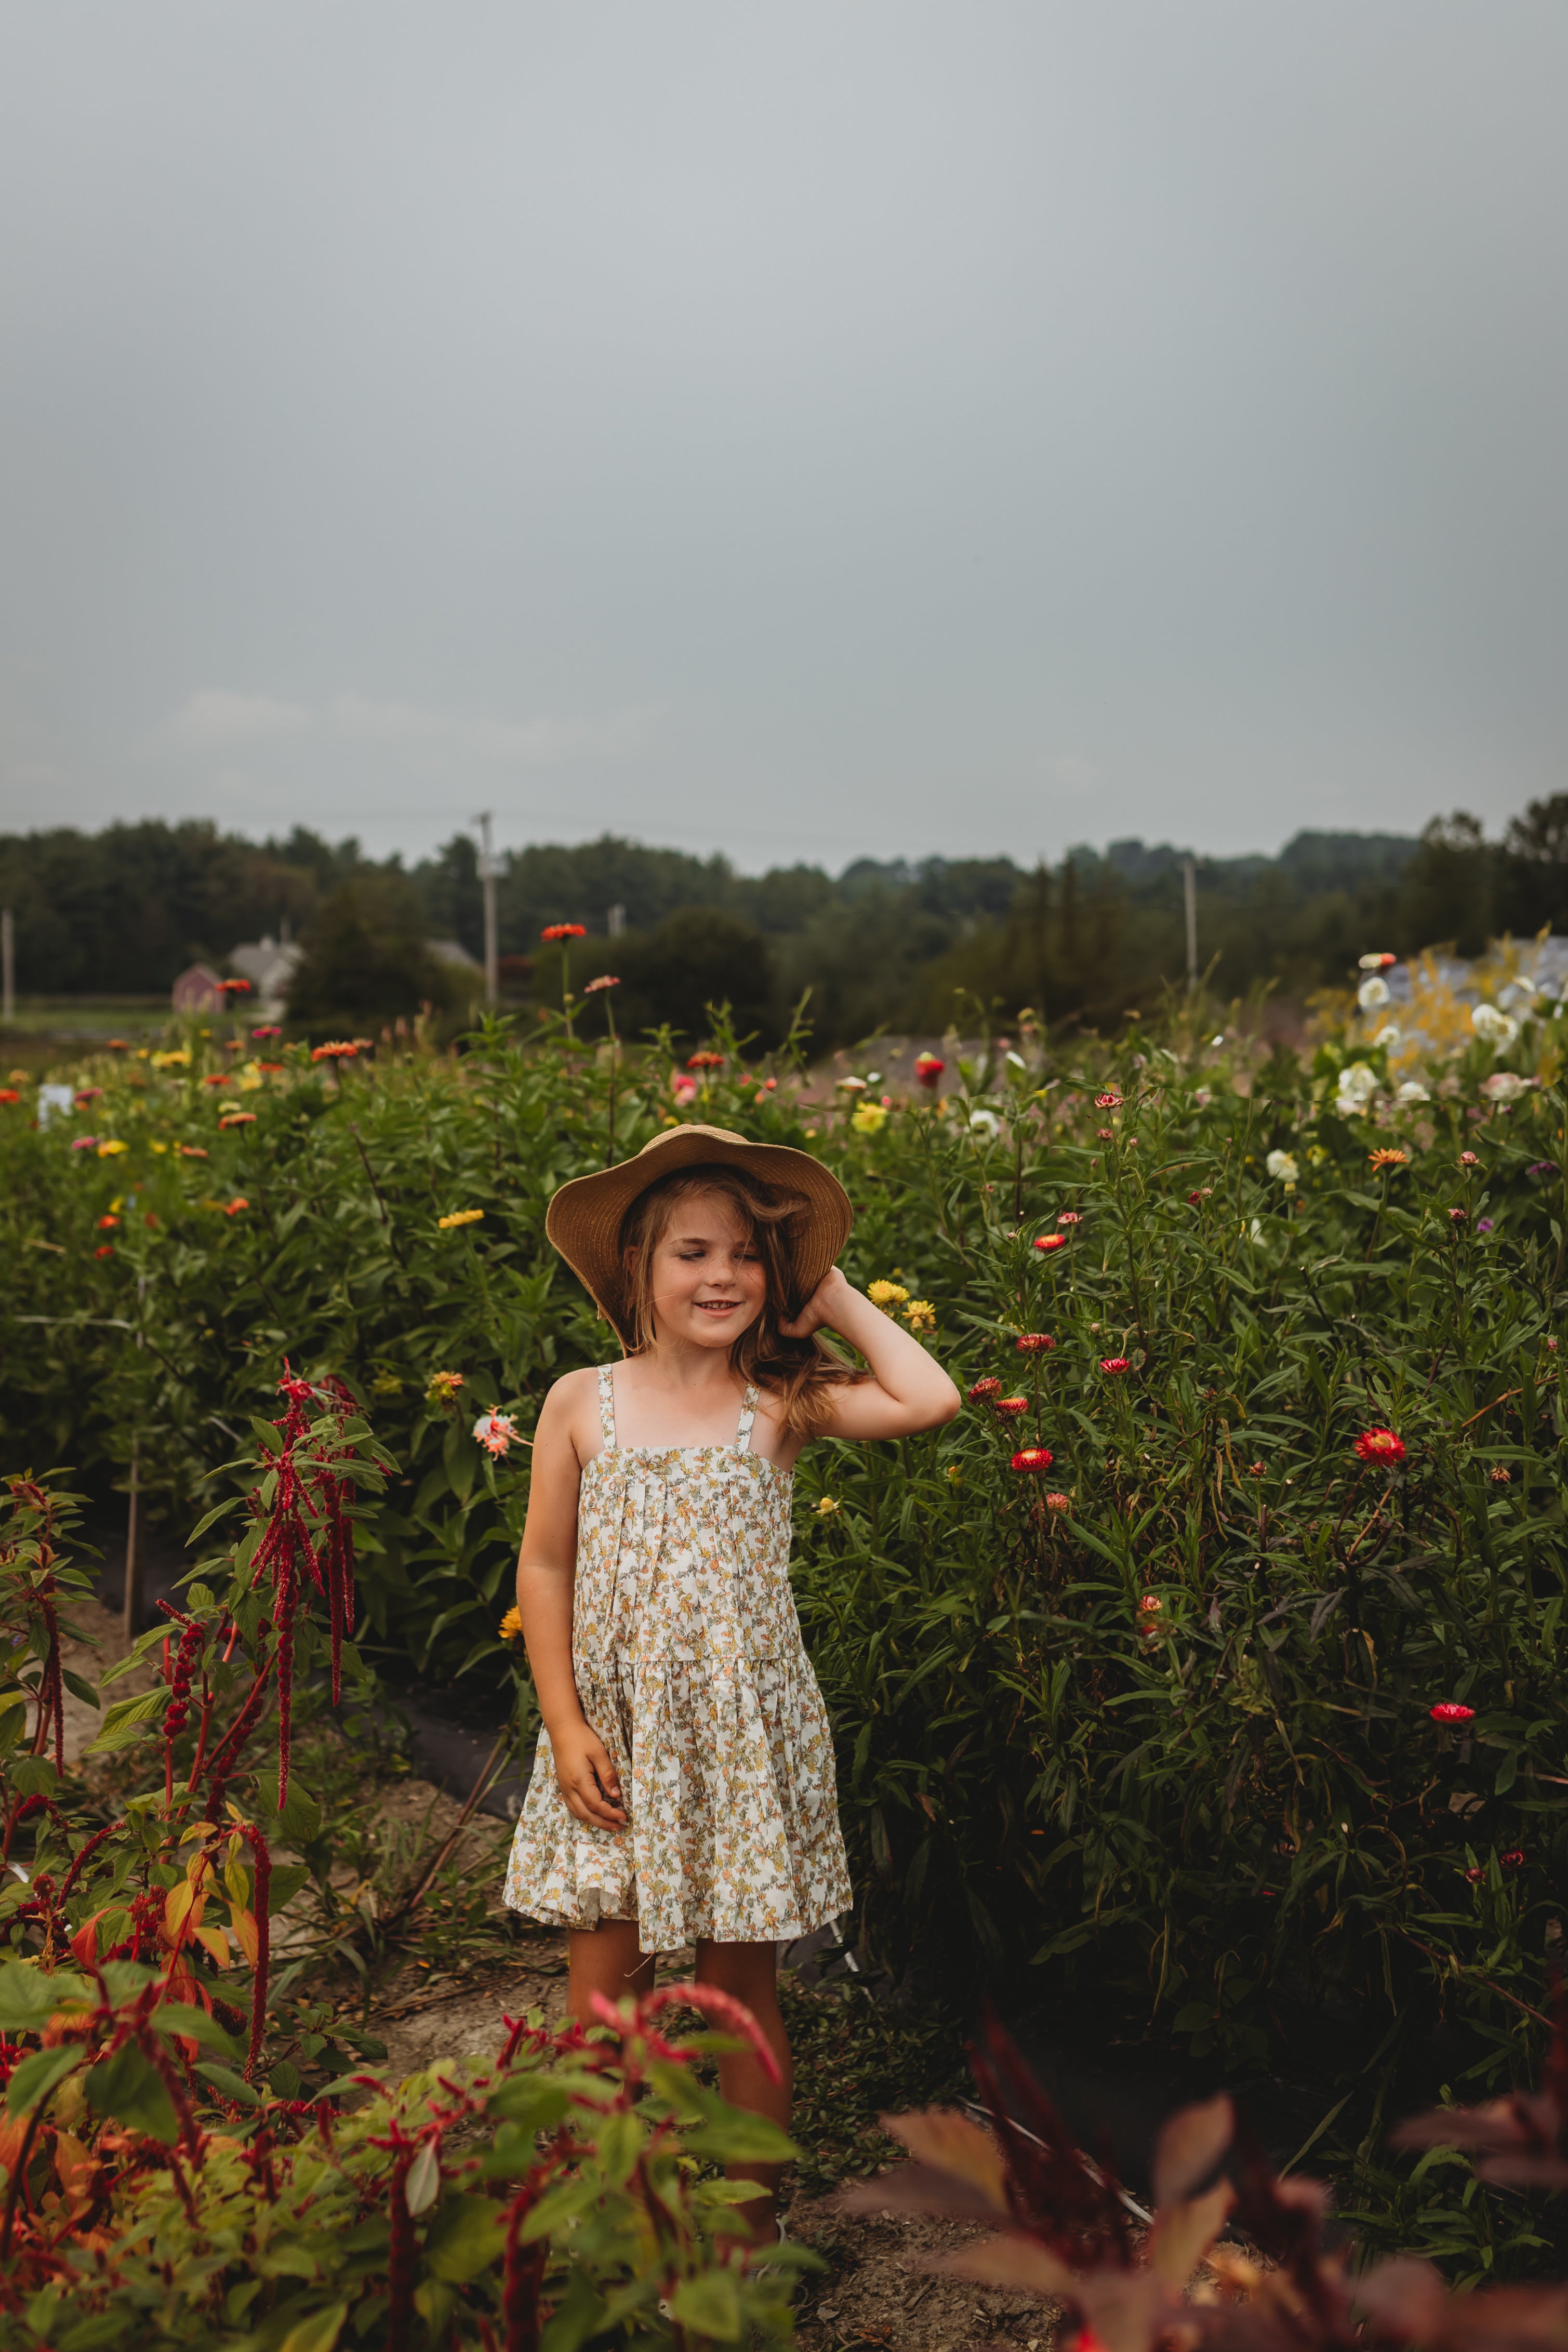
[{"left": 545, "top": 1123, "right": 853, "bottom": 1349}]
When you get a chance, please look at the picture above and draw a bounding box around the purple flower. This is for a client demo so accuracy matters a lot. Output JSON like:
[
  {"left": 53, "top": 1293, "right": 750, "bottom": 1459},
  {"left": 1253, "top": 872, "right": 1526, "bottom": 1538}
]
[
  {"left": 1477, "top": 1218, "right": 1495, "bottom": 1233},
  {"left": 1530, "top": 1161, "right": 1559, "bottom": 1177}
]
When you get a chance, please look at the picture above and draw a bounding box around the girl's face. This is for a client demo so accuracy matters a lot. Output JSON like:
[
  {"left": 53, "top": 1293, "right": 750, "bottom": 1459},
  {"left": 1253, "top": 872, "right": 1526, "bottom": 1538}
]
[{"left": 630, "top": 1188, "right": 766, "bottom": 1351}]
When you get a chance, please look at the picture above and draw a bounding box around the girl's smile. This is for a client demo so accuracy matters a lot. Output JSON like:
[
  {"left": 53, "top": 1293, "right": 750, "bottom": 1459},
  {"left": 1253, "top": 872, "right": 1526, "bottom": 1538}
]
[{"left": 632, "top": 1195, "right": 768, "bottom": 1350}]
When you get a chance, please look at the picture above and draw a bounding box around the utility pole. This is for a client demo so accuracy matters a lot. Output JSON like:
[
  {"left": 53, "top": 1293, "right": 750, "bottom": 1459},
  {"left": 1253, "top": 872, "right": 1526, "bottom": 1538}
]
[
  {"left": 1182, "top": 858, "right": 1198, "bottom": 990},
  {"left": 1, "top": 908, "right": 12, "bottom": 1024},
  {"left": 472, "top": 813, "right": 499, "bottom": 1005}
]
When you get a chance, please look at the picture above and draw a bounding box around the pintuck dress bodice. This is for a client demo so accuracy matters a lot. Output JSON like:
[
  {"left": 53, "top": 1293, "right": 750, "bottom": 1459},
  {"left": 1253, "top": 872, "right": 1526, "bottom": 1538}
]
[{"left": 503, "top": 1366, "right": 852, "bottom": 1951}]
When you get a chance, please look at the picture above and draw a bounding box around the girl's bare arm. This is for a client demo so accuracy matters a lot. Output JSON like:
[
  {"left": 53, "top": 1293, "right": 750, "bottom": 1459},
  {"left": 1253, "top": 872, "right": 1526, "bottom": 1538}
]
[
  {"left": 515, "top": 1374, "right": 627, "bottom": 1829},
  {"left": 779, "top": 1268, "right": 962, "bottom": 1438}
]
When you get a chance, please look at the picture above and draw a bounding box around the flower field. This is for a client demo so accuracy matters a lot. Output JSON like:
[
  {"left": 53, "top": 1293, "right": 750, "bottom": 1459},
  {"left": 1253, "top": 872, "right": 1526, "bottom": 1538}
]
[{"left": 4, "top": 973, "right": 1568, "bottom": 2299}]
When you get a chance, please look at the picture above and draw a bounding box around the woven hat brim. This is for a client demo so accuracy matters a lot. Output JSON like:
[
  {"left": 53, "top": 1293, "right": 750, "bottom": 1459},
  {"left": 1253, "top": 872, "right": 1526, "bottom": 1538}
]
[{"left": 545, "top": 1123, "right": 853, "bottom": 1348}]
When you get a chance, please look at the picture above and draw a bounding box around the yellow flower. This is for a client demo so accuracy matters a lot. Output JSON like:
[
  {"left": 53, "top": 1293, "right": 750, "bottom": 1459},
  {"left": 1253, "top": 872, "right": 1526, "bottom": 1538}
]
[
  {"left": 851, "top": 1103, "right": 889, "bottom": 1135},
  {"left": 868, "top": 1280, "right": 910, "bottom": 1309},
  {"left": 437, "top": 1208, "right": 485, "bottom": 1230},
  {"left": 238, "top": 1065, "right": 263, "bottom": 1092},
  {"left": 1367, "top": 1147, "right": 1408, "bottom": 1172},
  {"left": 903, "top": 1299, "right": 937, "bottom": 1336},
  {"left": 945, "top": 1463, "right": 963, "bottom": 1483},
  {"left": 150, "top": 1049, "right": 191, "bottom": 1069},
  {"left": 149, "top": 1140, "right": 168, "bottom": 1154},
  {"left": 816, "top": 1496, "right": 840, "bottom": 1516},
  {"left": 498, "top": 1606, "right": 523, "bottom": 1642},
  {"left": 424, "top": 1369, "right": 466, "bottom": 1405},
  {"left": 96, "top": 1139, "right": 128, "bottom": 1157}
]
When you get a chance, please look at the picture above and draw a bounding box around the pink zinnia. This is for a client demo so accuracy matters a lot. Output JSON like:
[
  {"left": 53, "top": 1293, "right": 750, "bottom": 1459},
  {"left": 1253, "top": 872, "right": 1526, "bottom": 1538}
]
[
  {"left": 473, "top": 1410, "right": 520, "bottom": 1458},
  {"left": 1429, "top": 1703, "right": 1474, "bottom": 1725}
]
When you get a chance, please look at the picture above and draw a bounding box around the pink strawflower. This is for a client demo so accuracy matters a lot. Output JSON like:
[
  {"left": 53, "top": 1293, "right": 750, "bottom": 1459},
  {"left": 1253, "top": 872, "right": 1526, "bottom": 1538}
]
[{"left": 1429, "top": 1703, "right": 1474, "bottom": 1725}]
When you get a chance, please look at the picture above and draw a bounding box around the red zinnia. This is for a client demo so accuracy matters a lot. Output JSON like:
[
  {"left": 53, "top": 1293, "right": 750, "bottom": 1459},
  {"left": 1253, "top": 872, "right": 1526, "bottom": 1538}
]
[
  {"left": 1354, "top": 1427, "right": 1405, "bottom": 1463},
  {"left": 94, "top": 1243, "right": 114, "bottom": 1258},
  {"left": 1012, "top": 1447, "right": 1054, "bottom": 1473},
  {"left": 967, "top": 1377, "right": 1002, "bottom": 1401},
  {"left": 0, "top": 1089, "right": 19, "bottom": 1106},
  {"left": 216, "top": 977, "right": 251, "bottom": 994},
  {"left": 97, "top": 1215, "right": 118, "bottom": 1230},
  {"left": 686, "top": 1051, "right": 724, "bottom": 1070},
  {"left": 203, "top": 1073, "right": 230, "bottom": 1087},
  {"left": 1100, "top": 1358, "right": 1130, "bottom": 1376},
  {"left": 1016, "top": 1333, "right": 1056, "bottom": 1353},
  {"left": 993, "top": 1396, "right": 1029, "bottom": 1415},
  {"left": 914, "top": 1053, "right": 945, "bottom": 1086},
  {"left": 541, "top": 923, "right": 587, "bottom": 942},
  {"left": 1033, "top": 1234, "right": 1066, "bottom": 1254},
  {"left": 311, "top": 1041, "right": 359, "bottom": 1061},
  {"left": 251, "top": 1025, "right": 282, "bottom": 1040},
  {"left": 1095, "top": 1092, "right": 1122, "bottom": 1110},
  {"left": 1429, "top": 1703, "right": 1474, "bottom": 1725}
]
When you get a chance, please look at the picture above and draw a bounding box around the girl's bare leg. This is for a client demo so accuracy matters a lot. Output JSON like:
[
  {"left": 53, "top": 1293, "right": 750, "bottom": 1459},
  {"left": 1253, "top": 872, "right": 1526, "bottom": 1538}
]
[
  {"left": 567, "top": 1918, "right": 655, "bottom": 2019},
  {"left": 695, "top": 1938, "right": 792, "bottom": 2241}
]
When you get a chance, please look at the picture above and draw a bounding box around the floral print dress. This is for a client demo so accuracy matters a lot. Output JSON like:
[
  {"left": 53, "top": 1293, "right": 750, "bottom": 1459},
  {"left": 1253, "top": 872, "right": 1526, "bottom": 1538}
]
[{"left": 503, "top": 1366, "right": 853, "bottom": 1951}]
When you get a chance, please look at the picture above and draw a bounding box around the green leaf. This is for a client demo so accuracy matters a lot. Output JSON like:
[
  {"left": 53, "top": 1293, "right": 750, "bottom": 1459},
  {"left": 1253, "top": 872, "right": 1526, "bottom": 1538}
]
[
  {"left": 594, "top": 2107, "right": 644, "bottom": 2186},
  {"left": 484, "top": 2076, "right": 573, "bottom": 2133},
  {"left": 60, "top": 1670, "right": 100, "bottom": 1710},
  {"left": 8, "top": 1754, "right": 58, "bottom": 1798},
  {"left": 539, "top": 2266, "right": 609, "bottom": 2352},
  {"left": 194, "top": 2062, "right": 261, "bottom": 2108},
  {"left": 83, "top": 1687, "right": 166, "bottom": 1757},
  {"left": 59, "top": 2318, "right": 131, "bottom": 2351},
  {"left": 681, "top": 2116, "right": 799, "bottom": 2165},
  {"left": 186, "top": 1498, "right": 243, "bottom": 1545},
  {"left": 85, "top": 2042, "right": 180, "bottom": 2144},
  {"left": 423, "top": 2190, "right": 508, "bottom": 2282},
  {"left": 271, "top": 1783, "right": 324, "bottom": 1846},
  {"left": 0, "top": 1696, "right": 28, "bottom": 1755},
  {"left": 0, "top": 1960, "right": 91, "bottom": 2034},
  {"left": 268, "top": 1863, "right": 314, "bottom": 1917},
  {"left": 276, "top": 2300, "right": 351, "bottom": 2352},
  {"left": 5, "top": 2044, "right": 85, "bottom": 2116},
  {"left": 405, "top": 2138, "right": 442, "bottom": 2215},
  {"left": 154, "top": 2003, "right": 245, "bottom": 2059},
  {"left": 669, "top": 2267, "right": 748, "bottom": 2341}
]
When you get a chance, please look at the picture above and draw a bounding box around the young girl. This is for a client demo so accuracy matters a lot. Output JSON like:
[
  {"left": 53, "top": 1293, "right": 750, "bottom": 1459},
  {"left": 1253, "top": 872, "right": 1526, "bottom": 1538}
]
[{"left": 504, "top": 1122, "right": 960, "bottom": 2233}]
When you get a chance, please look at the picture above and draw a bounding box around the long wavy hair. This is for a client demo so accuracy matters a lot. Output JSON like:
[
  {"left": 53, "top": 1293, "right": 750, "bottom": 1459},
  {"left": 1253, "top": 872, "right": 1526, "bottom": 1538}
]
[{"left": 618, "top": 1164, "right": 866, "bottom": 1438}]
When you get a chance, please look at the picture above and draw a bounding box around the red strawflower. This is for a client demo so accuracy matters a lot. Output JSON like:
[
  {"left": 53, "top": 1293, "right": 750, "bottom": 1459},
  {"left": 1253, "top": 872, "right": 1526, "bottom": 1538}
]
[
  {"left": 1501, "top": 1849, "right": 1525, "bottom": 1870},
  {"left": 1033, "top": 1234, "right": 1066, "bottom": 1254},
  {"left": 1460, "top": 1150, "right": 1479, "bottom": 1166},
  {"left": 1011, "top": 1447, "right": 1054, "bottom": 1473},
  {"left": 993, "top": 1396, "right": 1029, "bottom": 1415},
  {"left": 1095, "top": 1093, "right": 1122, "bottom": 1110},
  {"left": 1429, "top": 1702, "right": 1474, "bottom": 1725},
  {"left": 1450, "top": 1207, "right": 1468, "bottom": 1222},
  {"left": 1464, "top": 1866, "right": 1485, "bottom": 1884},
  {"left": 967, "top": 1377, "right": 1002, "bottom": 1401},
  {"left": 1490, "top": 1466, "right": 1511, "bottom": 1484},
  {"left": 1044, "top": 1492, "right": 1071, "bottom": 1511},
  {"left": 541, "top": 923, "right": 587, "bottom": 942},
  {"left": 1096, "top": 1127, "right": 1115, "bottom": 1141},
  {"left": 914, "top": 1053, "right": 945, "bottom": 1086},
  {"left": 1137, "top": 1593, "right": 1162, "bottom": 1614},
  {"left": 1057, "top": 1211, "right": 1082, "bottom": 1225},
  {"left": 1100, "top": 1357, "right": 1131, "bottom": 1376},
  {"left": 1016, "top": 1333, "right": 1056, "bottom": 1353},
  {"left": 1354, "top": 1427, "right": 1405, "bottom": 1463}
]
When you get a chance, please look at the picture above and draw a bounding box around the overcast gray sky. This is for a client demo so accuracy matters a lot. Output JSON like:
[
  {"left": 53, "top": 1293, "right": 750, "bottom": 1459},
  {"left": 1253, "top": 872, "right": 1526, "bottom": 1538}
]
[{"left": 1, "top": 3, "right": 1564, "bottom": 873}]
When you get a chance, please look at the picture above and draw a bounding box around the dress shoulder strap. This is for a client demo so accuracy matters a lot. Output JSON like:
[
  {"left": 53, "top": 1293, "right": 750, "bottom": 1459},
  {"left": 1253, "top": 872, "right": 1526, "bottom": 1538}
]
[
  {"left": 734, "top": 1384, "right": 760, "bottom": 1454},
  {"left": 597, "top": 1364, "right": 617, "bottom": 1450}
]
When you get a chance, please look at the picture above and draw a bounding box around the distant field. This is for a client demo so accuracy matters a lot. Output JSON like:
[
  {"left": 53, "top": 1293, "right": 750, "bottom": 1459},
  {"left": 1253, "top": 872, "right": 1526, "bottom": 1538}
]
[{"left": 0, "top": 998, "right": 172, "bottom": 1073}]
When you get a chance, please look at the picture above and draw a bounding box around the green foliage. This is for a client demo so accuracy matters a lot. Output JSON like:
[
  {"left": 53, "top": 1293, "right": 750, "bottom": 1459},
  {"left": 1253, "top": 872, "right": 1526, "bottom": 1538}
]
[{"left": 7, "top": 988, "right": 1568, "bottom": 2183}]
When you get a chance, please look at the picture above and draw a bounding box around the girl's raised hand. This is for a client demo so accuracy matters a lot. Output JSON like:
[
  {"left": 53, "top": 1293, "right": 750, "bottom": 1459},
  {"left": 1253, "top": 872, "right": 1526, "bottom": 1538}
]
[
  {"left": 552, "top": 1720, "right": 628, "bottom": 1830},
  {"left": 776, "top": 1265, "right": 856, "bottom": 1340}
]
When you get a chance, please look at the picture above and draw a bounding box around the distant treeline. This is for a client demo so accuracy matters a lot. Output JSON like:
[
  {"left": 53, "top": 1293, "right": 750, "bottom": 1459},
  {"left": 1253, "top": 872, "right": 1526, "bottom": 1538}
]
[{"left": 3, "top": 800, "right": 1566, "bottom": 1044}]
